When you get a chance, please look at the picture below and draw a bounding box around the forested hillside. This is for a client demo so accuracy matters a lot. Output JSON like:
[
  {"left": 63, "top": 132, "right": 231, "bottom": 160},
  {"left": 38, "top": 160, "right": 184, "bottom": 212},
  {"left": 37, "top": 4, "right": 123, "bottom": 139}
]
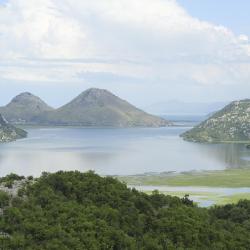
[
  {"left": 0, "top": 171, "right": 250, "bottom": 249},
  {"left": 181, "top": 99, "right": 250, "bottom": 143}
]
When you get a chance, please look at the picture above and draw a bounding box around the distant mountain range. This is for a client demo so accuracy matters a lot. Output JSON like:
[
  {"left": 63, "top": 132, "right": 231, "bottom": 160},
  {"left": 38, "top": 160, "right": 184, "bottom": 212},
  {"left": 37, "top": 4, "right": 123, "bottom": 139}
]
[
  {"left": 0, "top": 114, "right": 27, "bottom": 142},
  {"left": 0, "top": 89, "right": 171, "bottom": 127},
  {"left": 181, "top": 99, "right": 250, "bottom": 143},
  {"left": 144, "top": 101, "right": 227, "bottom": 116}
]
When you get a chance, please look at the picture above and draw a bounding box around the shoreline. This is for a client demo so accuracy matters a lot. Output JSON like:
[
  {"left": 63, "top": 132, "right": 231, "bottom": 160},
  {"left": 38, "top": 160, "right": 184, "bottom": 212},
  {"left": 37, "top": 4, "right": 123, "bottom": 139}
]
[
  {"left": 118, "top": 168, "right": 250, "bottom": 188},
  {"left": 119, "top": 168, "right": 250, "bottom": 206}
]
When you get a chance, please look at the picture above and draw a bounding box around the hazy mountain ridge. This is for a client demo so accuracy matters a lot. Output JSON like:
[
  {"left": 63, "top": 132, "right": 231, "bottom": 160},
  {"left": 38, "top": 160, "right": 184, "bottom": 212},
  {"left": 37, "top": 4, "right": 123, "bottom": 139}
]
[
  {"left": 181, "top": 99, "right": 250, "bottom": 143},
  {"left": 144, "top": 101, "right": 227, "bottom": 115},
  {"left": 0, "top": 114, "right": 27, "bottom": 142},
  {"left": 0, "top": 92, "right": 54, "bottom": 124},
  {"left": 1, "top": 89, "right": 171, "bottom": 127}
]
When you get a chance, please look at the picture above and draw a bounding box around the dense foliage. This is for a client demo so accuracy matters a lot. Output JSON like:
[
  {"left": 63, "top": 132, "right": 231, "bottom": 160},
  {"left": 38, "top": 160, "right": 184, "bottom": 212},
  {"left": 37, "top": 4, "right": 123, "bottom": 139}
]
[
  {"left": 0, "top": 171, "right": 249, "bottom": 249},
  {"left": 0, "top": 173, "right": 26, "bottom": 188}
]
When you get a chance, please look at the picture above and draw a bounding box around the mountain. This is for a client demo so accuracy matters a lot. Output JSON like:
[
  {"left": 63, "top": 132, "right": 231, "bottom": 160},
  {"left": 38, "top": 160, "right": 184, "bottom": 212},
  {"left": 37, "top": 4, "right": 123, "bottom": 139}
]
[
  {"left": 0, "top": 114, "right": 27, "bottom": 142},
  {"left": 1, "top": 89, "right": 171, "bottom": 127},
  {"left": 144, "top": 101, "right": 227, "bottom": 116},
  {"left": 181, "top": 99, "right": 250, "bottom": 143},
  {"left": 41, "top": 88, "right": 171, "bottom": 127},
  {"left": 0, "top": 92, "right": 54, "bottom": 124}
]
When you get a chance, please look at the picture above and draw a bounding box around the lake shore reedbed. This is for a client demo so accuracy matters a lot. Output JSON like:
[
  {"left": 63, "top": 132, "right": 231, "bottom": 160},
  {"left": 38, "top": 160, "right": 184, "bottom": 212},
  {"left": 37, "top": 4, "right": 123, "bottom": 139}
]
[{"left": 120, "top": 169, "right": 250, "bottom": 206}]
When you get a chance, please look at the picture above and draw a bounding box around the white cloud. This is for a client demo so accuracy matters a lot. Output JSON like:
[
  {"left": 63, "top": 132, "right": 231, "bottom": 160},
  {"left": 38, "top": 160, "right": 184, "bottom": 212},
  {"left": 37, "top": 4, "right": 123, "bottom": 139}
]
[
  {"left": 0, "top": 0, "right": 93, "bottom": 59},
  {"left": 0, "top": 0, "right": 250, "bottom": 102},
  {"left": 239, "top": 34, "right": 249, "bottom": 43}
]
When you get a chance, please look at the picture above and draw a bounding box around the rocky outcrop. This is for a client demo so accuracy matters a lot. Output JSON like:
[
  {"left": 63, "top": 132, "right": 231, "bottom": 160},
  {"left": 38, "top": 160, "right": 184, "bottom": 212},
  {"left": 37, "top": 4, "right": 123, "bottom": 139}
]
[{"left": 0, "top": 114, "right": 27, "bottom": 142}]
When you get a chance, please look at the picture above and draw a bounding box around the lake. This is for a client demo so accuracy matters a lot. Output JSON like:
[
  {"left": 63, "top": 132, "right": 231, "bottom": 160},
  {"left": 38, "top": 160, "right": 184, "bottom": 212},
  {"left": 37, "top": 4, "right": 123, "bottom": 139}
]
[{"left": 0, "top": 125, "right": 250, "bottom": 177}]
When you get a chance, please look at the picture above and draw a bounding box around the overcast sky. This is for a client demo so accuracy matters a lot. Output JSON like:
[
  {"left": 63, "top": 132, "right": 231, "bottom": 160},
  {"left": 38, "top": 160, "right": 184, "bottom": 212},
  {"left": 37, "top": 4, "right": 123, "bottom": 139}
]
[{"left": 0, "top": 0, "right": 250, "bottom": 108}]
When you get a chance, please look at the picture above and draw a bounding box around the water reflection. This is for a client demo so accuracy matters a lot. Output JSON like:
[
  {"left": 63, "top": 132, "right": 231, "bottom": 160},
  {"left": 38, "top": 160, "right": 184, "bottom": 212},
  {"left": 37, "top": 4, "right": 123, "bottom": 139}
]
[
  {"left": 0, "top": 127, "right": 249, "bottom": 177},
  {"left": 201, "top": 143, "right": 250, "bottom": 169}
]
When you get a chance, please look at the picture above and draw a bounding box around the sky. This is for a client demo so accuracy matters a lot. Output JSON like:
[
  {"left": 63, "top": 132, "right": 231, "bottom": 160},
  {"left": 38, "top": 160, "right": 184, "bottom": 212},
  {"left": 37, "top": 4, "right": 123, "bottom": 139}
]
[
  {"left": 178, "top": 0, "right": 250, "bottom": 37},
  {"left": 0, "top": 0, "right": 250, "bottom": 108}
]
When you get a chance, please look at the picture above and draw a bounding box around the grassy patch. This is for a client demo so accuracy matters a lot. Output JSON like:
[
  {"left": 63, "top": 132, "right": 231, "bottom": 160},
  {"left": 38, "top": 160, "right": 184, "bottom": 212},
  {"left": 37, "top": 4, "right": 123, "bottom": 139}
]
[
  {"left": 216, "top": 193, "right": 250, "bottom": 205},
  {"left": 142, "top": 190, "right": 250, "bottom": 206},
  {"left": 119, "top": 169, "right": 250, "bottom": 206},
  {"left": 119, "top": 169, "right": 250, "bottom": 187}
]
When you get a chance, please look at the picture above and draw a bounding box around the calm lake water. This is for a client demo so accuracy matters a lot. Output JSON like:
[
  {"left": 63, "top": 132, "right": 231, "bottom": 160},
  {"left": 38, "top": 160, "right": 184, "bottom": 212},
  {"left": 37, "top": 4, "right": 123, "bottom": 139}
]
[{"left": 0, "top": 126, "right": 250, "bottom": 177}]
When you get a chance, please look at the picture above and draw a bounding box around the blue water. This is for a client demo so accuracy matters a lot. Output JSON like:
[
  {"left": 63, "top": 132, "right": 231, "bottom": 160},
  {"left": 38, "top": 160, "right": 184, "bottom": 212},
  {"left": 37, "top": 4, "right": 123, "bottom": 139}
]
[{"left": 0, "top": 126, "right": 250, "bottom": 177}]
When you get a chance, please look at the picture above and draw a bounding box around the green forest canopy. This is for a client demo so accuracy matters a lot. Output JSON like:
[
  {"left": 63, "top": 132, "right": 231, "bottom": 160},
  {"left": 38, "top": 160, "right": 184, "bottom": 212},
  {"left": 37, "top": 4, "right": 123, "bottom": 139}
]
[{"left": 0, "top": 171, "right": 250, "bottom": 249}]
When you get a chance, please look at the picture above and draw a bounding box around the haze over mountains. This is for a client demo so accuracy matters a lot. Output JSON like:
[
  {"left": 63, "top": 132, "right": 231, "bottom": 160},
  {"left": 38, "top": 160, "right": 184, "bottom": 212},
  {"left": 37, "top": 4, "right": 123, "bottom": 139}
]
[
  {"left": 0, "top": 88, "right": 170, "bottom": 127},
  {"left": 144, "top": 101, "right": 227, "bottom": 116}
]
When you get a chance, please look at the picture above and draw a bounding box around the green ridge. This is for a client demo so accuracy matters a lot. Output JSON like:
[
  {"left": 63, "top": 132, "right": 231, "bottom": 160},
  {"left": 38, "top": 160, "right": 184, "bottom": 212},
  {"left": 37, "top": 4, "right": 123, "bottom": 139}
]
[{"left": 181, "top": 99, "right": 250, "bottom": 143}]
